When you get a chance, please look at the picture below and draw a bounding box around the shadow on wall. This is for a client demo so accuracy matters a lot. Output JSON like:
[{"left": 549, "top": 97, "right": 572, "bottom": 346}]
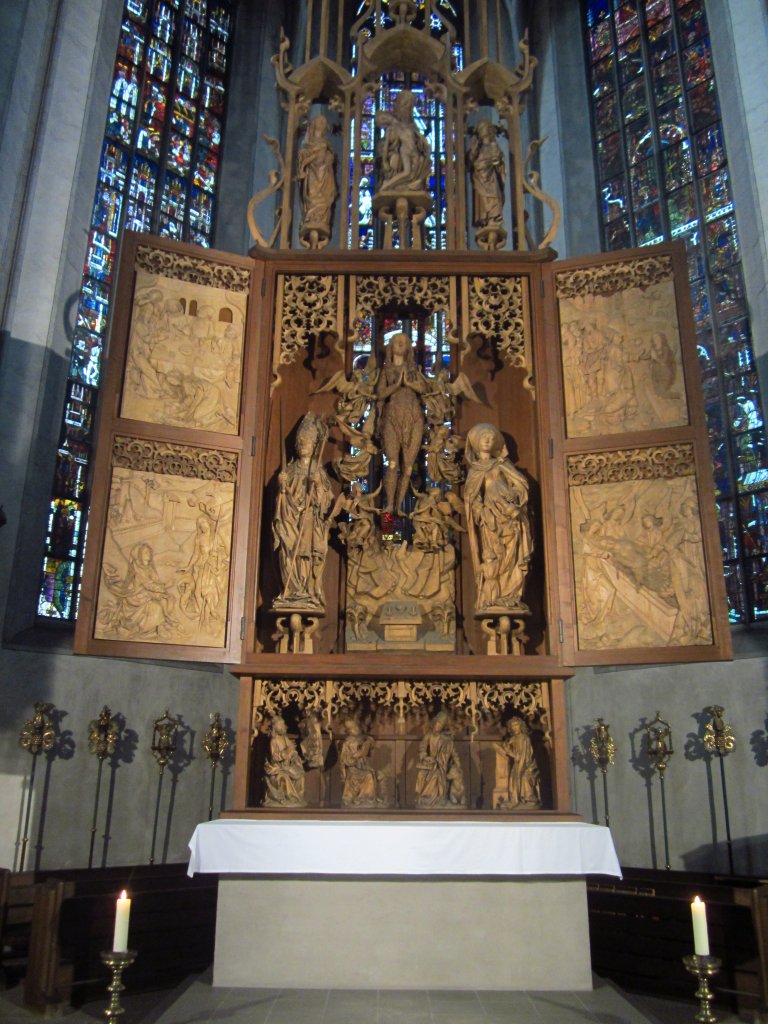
[{"left": 684, "top": 834, "right": 768, "bottom": 877}]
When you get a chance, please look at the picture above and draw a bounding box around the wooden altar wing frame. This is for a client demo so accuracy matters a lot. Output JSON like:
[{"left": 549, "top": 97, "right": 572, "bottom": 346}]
[
  {"left": 540, "top": 242, "right": 732, "bottom": 666},
  {"left": 74, "top": 233, "right": 263, "bottom": 664}
]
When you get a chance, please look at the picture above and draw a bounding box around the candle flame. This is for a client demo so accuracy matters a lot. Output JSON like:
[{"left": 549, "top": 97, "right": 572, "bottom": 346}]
[
  {"left": 119, "top": 889, "right": 127, "bottom": 900},
  {"left": 693, "top": 895, "right": 703, "bottom": 905}
]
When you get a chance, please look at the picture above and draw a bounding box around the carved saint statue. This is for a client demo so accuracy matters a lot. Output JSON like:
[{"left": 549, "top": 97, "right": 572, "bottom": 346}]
[
  {"left": 377, "top": 332, "right": 428, "bottom": 513},
  {"left": 263, "top": 716, "right": 306, "bottom": 807},
  {"left": 463, "top": 423, "right": 532, "bottom": 614},
  {"left": 273, "top": 412, "right": 334, "bottom": 611},
  {"left": 299, "top": 710, "right": 325, "bottom": 770},
  {"left": 339, "top": 718, "right": 386, "bottom": 807},
  {"left": 494, "top": 717, "right": 541, "bottom": 810},
  {"left": 376, "top": 89, "right": 431, "bottom": 194},
  {"left": 415, "top": 710, "right": 465, "bottom": 808},
  {"left": 467, "top": 119, "right": 506, "bottom": 244},
  {"left": 297, "top": 114, "right": 337, "bottom": 249}
]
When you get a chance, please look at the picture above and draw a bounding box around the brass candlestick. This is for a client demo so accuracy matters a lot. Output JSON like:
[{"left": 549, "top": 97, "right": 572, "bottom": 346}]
[
  {"left": 646, "top": 711, "right": 674, "bottom": 870},
  {"left": 149, "top": 710, "right": 178, "bottom": 865},
  {"left": 18, "top": 702, "right": 56, "bottom": 870},
  {"left": 202, "top": 712, "right": 230, "bottom": 821},
  {"left": 87, "top": 707, "right": 121, "bottom": 869},
  {"left": 703, "top": 705, "right": 736, "bottom": 874},
  {"left": 100, "top": 949, "right": 136, "bottom": 1020},
  {"left": 588, "top": 718, "right": 616, "bottom": 827},
  {"left": 683, "top": 953, "right": 721, "bottom": 1023}
]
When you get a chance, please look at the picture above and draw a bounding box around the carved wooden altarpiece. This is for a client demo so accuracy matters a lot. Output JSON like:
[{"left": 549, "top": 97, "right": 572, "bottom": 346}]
[{"left": 75, "top": 3, "right": 730, "bottom": 820}]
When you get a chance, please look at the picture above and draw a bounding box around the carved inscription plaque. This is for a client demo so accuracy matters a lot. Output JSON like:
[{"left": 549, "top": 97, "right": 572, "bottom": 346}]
[
  {"left": 94, "top": 439, "right": 236, "bottom": 647},
  {"left": 122, "top": 269, "right": 247, "bottom": 433},
  {"left": 556, "top": 260, "right": 687, "bottom": 438},
  {"left": 568, "top": 446, "right": 713, "bottom": 650}
]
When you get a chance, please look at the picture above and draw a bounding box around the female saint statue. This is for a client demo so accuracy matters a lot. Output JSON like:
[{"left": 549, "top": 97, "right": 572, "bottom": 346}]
[
  {"left": 273, "top": 412, "right": 334, "bottom": 611},
  {"left": 296, "top": 114, "right": 337, "bottom": 249},
  {"left": 376, "top": 89, "right": 431, "bottom": 194},
  {"left": 467, "top": 119, "right": 506, "bottom": 245},
  {"left": 463, "top": 423, "right": 532, "bottom": 614},
  {"left": 376, "top": 332, "right": 428, "bottom": 513},
  {"left": 415, "top": 709, "right": 465, "bottom": 808},
  {"left": 339, "top": 718, "right": 386, "bottom": 807},
  {"left": 263, "top": 716, "right": 306, "bottom": 807}
]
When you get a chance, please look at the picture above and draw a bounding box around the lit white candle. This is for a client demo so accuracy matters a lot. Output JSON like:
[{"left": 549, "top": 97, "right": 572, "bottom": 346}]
[
  {"left": 691, "top": 895, "right": 709, "bottom": 956},
  {"left": 113, "top": 890, "right": 131, "bottom": 953}
]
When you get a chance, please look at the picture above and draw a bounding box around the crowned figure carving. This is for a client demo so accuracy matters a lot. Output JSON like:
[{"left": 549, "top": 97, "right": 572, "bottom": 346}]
[{"left": 463, "top": 423, "right": 533, "bottom": 615}]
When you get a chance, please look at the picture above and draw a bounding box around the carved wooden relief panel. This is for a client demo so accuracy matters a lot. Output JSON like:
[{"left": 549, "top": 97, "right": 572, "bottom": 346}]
[
  {"left": 93, "top": 438, "right": 237, "bottom": 647},
  {"left": 555, "top": 255, "right": 687, "bottom": 437},
  {"left": 567, "top": 445, "right": 712, "bottom": 650},
  {"left": 122, "top": 256, "right": 248, "bottom": 433}
]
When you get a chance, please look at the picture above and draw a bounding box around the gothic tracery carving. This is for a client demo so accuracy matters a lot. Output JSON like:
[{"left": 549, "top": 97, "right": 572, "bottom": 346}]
[
  {"left": 136, "top": 246, "right": 251, "bottom": 292},
  {"left": 566, "top": 444, "right": 695, "bottom": 486},
  {"left": 275, "top": 273, "right": 339, "bottom": 371},
  {"left": 555, "top": 255, "right": 673, "bottom": 300},
  {"left": 111, "top": 436, "right": 239, "bottom": 482},
  {"left": 467, "top": 275, "right": 531, "bottom": 389}
]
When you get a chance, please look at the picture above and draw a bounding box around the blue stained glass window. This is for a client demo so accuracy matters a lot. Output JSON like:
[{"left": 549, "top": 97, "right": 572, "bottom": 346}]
[
  {"left": 37, "top": 0, "right": 234, "bottom": 623},
  {"left": 584, "top": 0, "right": 768, "bottom": 622}
]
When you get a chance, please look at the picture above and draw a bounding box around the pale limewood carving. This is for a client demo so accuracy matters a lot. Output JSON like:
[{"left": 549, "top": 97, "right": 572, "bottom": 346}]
[
  {"left": 568, "top": 445, "right": 713, "bottom": 650},
  {"left": 94, "top": 439, "right": 236, "bottom": 647},
  {"left": 272, "top": 412, "right": 335, "bottom": 614},
  {"left": 273, "top": 273, "right": 340, "bottom": 387},
  {"left": 493, "top": 717, "right": 542, "bottom": 810},
  {"left": 466, "top": 275, "right": 531, "bottom": 390},
  {"left": 121, "top": 269, "right": 246, "bottom": 434},
  {"left": 555, "top": 256, "right": 687, "bottom": 438},
  {"left": 297, "top": 114, "right": 338, "bottom": 250},
  {"left": 263, "top": 716, "right": 306, "bottom": 806},
  {"left": 415, "top": 709, "right": 466, "bottom": 808},
  {"left": 467, "top": 120, "right": 507, "bottom": 251},
  {"left": 339, "top": 717, "right": 388, "bottom": 808}
]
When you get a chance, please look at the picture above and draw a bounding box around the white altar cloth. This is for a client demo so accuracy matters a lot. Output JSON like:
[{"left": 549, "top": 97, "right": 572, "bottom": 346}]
[{"left": 188, "top": 818, "right": 621, "bottom": 877}]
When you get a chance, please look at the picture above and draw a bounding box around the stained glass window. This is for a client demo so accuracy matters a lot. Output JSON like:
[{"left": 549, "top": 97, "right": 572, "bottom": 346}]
[
  {"left": 584, "top": 0, "right": 768, "bottom": 623},
  {"left": 350, "top": 0, "right": 462, "bottom": 251},
  {"left": 37, "top": 0, "right": 234, "bottom": 622}
]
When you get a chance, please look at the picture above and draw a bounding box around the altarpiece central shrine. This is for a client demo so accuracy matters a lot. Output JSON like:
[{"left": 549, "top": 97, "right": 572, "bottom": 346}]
[{"left": 74, "top": 0, "right": 730, "bottom": 826}]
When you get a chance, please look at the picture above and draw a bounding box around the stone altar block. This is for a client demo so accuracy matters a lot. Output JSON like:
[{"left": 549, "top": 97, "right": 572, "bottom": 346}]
[{"left": 188, "top": 819, "right": 621, "bottom": 991}]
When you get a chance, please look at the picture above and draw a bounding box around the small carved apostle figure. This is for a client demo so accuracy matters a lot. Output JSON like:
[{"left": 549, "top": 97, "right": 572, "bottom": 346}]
[
  {"left": 299, "top": 710, "right": 325, "bottom": 770},
  {"left": 297, "top": 114, "right": 337, "bottom": 249},
  {"left": 494, "top": 717, "right": 541, "bottom": 810},
  {"left": 376, "top": 89, "right": 431, "bottom": 193},
  {"left": 467, "top": 119, "right": 506, "bottom": 247},
  {"left": 273, "top": 412, "right": 334, "bottom": 611},
  {"left": 415, "top": 709, "right": 465, "bottom": 808},
  {"left": 339, "top": 718, "right": 386, "bottom": 807},
  {"left": 463, "top": 423, "right": 533, "bottom": 613},
  {"left": 263, "top": 716, "right": 306, "bottom": 807},
  {"left": 377, "top": 332, "right": 429, "bottom": 513}
]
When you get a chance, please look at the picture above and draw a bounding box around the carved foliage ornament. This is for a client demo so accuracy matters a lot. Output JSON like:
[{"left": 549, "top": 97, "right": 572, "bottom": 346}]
[
  {"left": 250, "top": 678, "right": 548, "bottom": 736},
  {"left": 555, "top": 255, "right": 673, "bottom": 300},
  {"left": 112, "top": 436, "right": 238, "bottom": 483},
  {"left": 354, "top": 275, "right": 452, "bottom": 320},
  {"left": 467, "top": 275, "right": 530, "bottom": 385},
  {"left": 136, "top": 246, "right": 251, "bottom": 292},
  {"left": 567, "top": 444, "right": 695, "bottom": 487},
  {"left": 277, "top": 274, "right": 339, "bottom": 367}
]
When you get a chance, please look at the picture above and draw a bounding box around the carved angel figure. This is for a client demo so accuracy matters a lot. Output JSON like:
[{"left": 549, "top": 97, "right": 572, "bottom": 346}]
[
  {"left": 376, "top": 89, "right": 431, "bottom": 193},
  {"left": 424, "top": 368, "right": 480, "bottom": 426},
  {"left": 314, "top": 365, "right": 378, "bottom": 423},
  {"left": 273, "top": 412, "right": 334, "bottom": 611},
  {"left": 339, "top": 718, "right": 387, "bottom": 807},
  {"left": 463, "top": 423, "right": 532, "bottom": 613},
  {"left": 263, "top": 716, "right": 306, "bottom": 807},
  {"left": 332, "top": 482, "right": 381, "bottom": 551},
  {"left": 425, "top": 425, "right": 465, "bottom": 485},
  {"left": 376, "top": 332, "right": 429, "bottom": 513},
  {"left": 410, "top": 487, "right": 464, "bottom": 552},
  {"left": 415, "top": 709, "right": 465, "bottom": 808},
  {"left": 467, "top": 119, "right": 506, "bottom": 232},
  {"left": 297, "top": 114, "right": 337, "bottom": 248},
  {"left": 494, "top": 717, "right": 541, "bottom": 809}
]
